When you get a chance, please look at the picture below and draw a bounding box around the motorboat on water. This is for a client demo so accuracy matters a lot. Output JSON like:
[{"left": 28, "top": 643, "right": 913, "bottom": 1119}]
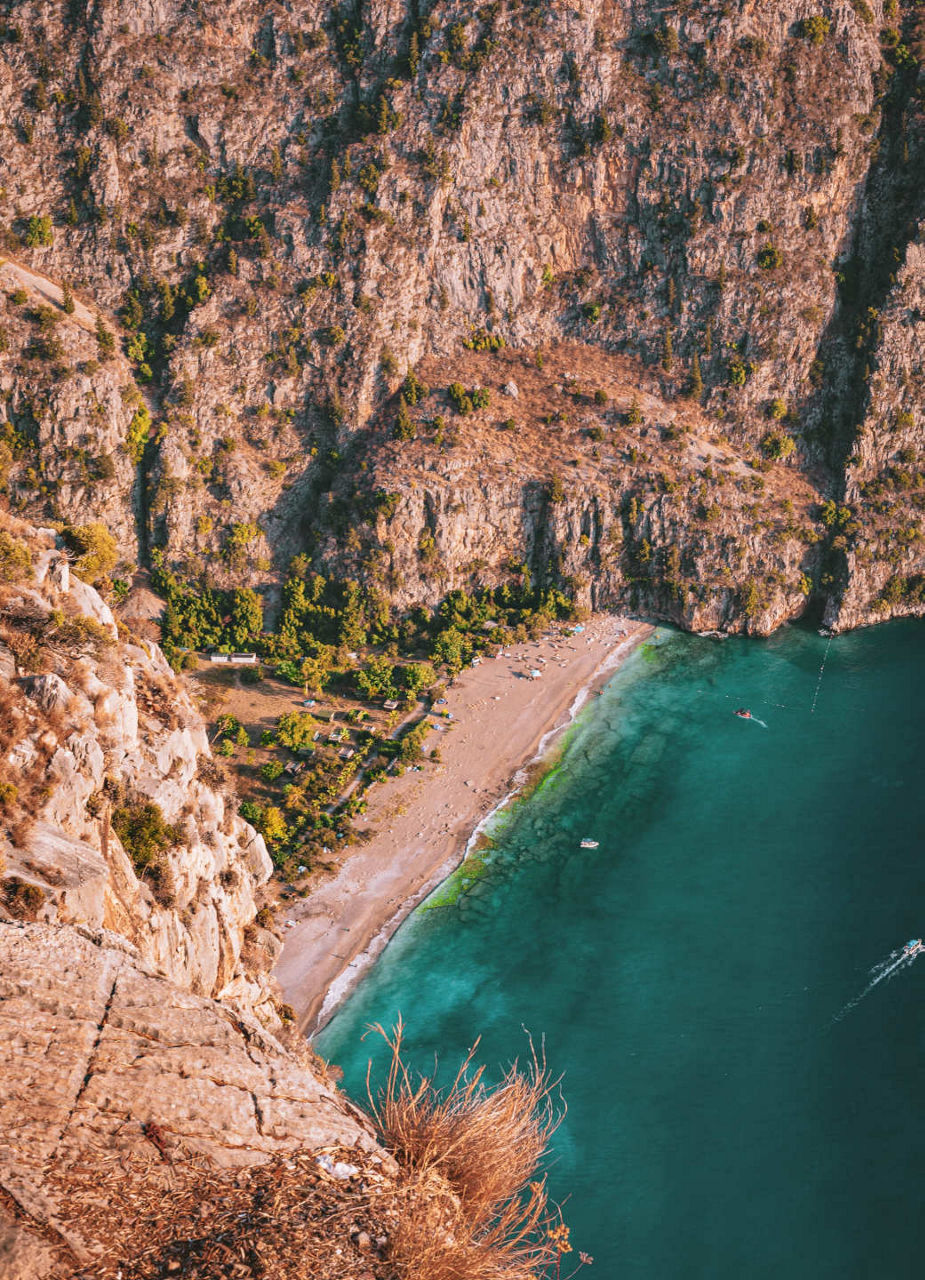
[
  {"left": 903, "top": 938, "right": 923, "bottom": 957},
  {"left": 734, "top": 708, "right": 752, "bottom": 720},
  {"left": 579, "top": 838, "right": 599, "bottom": 849}
]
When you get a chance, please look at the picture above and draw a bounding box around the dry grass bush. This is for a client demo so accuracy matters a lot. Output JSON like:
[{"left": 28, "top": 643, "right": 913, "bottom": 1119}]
[
  {"left": 36, "top": 1143, "right": 396, "bottom": 1280},
  {"left": 2, "top": 876, "right": 46, "bottom": 919},
  {"left": 196, "top": 752, "right": 229, "bottom": 790},
  {"left": 365, "top": 1019, "right": 588, "bottom": 1280},
  {"left": 136, "top": 671, "right": 181, "bottom": 729}
]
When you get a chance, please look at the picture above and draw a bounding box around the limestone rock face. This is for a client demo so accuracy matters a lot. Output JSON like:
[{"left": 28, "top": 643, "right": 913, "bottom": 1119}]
[
  {"left": 823, "top": 236, "right": 925, "bottom": 631},
  {"left": 0, "top": 262, "right": 140, "bottom": 562},
  {"left": 0, "top": 923, "right": 375, "bottom": 1170},
  {"left": 0, "top": 0, "right": 922, "bottom": 633},
  {"left": 327, "top": 344, "right": 823, "bottom": 635},
  {"left": 1, "top": 526, "right": 274, "bottom": 1011},
  {"left": 0, "top": 922, "right": 381, "bottom": 1277}
]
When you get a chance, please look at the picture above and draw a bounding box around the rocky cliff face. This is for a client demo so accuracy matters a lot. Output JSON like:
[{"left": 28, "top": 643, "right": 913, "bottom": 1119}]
[
  {"left": 0, "top": 519, "right": 276, "bottom": 1007},
  {"left": 0, "top": 0, "right": 922, "bottom": 633},
  {"left": 328, "top": 342, "right": 824, "bottom": 634}
]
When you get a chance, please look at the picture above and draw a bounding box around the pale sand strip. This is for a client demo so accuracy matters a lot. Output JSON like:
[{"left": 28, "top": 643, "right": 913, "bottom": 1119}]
[{"left": 274, "top": 614, "right": 652, "bottom": 1036}]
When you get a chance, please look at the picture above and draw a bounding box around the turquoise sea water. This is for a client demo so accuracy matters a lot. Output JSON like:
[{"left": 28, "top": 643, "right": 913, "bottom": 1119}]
[{"left": 318, "top": 622, "right": 925, "bottom": 1279}]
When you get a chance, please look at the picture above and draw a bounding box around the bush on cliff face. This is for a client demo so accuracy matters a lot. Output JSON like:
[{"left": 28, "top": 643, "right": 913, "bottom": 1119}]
[
  {"left": 23, "top": 214, "right": 52, "bottom": 247},
  {"left": 756, "top": 243, "right": 783, "bottom": 270},
  {"left": 761, "top": 430, "right": 796, "bottom": 461},
  {"left": 2, "top": 877, "right": 45, "bottom": 919},
  {"left": 61, "top": 522, "right": 119, "bottom": 586},
  {"left": 112, "top": 800, "right": 181, "bottom": 900},
  {"left": 0, "top": 530, "right": 32, "bottom": 582},
  {"left": 799, "top": 14, "right": 832, "bottom": 44},
  {"left": 125, "top": 405, "right": 152, "bottom": 464}
]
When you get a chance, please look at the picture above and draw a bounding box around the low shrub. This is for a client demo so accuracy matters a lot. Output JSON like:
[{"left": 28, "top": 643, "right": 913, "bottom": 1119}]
[
  {"left": 3, "top": 877, "right": 44, "bottom": 920},
  {"left": 112, "top": 800, "right": 181, "bottom": 885}
]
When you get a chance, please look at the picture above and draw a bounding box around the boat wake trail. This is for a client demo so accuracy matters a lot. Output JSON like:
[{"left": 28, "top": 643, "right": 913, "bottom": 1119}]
[{"left": 832, "top": 944, "right": 922, "bottom": 1022}]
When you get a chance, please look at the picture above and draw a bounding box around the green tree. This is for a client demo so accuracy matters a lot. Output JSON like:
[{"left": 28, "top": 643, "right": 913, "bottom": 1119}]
[
  {"left": 215, "top": 713, "right": 241, "bottom": 740},
  {"left": 299, "top": 644, "right": 335, "bottom": 695},
  {"left": 402, "top": 661, "right": 437, "bottom": 696},
  {"left": 260, "top": 805, "right": 289, "bottom": 845},
  {"left": 356, "top": 656, "right": 396, "bottom": 699},
  {"left": 276, "top": 710, "right": 317, "bottom": 752},
  {"left": 430, "top": 626, "right": 470, "bottom": 674},
  {"left": 690, "top": 351, "right": 703, "bottom": 399},
  {"left": 24, "top": 215, "right": 53, "bottom": 248},
  {"left": 61, "top": 281, "right": 75, "bottom": 315},
  {"left": 228, "top": 587, "right": 263, "bottom": 648},
  {"left": 662, "top": 327, "right": 673, "bottom": 372},
  {"left": 96, "top": 317, "right": 115, "bottom": 359},
  {"left": 742, "top": 580, "right": 763, "bottom": 618},
  {"left": 394, "top": 395, "right": 416, "bottom": 440}
]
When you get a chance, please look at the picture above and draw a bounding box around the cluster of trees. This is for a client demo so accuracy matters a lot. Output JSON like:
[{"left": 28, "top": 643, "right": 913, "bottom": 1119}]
[
  {"left": 421, "top": 580, "right": 576, "bottom": 674},
  {"left": 159, "top": 551, "right": 577, "bottom": 679},
  {"left": 152, "top": 556, "right": 577, "bottom": 873},
  {"left": 355, "top": 656, "right": 436, "bottom": 701},
  {"left": 153, "top": 551, "right": 264, "bottom": 657},
  {"left": 272, "top": 562, "right": 393, "bottom": 656}
]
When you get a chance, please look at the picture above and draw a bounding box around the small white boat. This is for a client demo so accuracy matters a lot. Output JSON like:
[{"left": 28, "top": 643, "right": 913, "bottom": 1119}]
[{"left": 579, "top": 838, "right": 599, "bottom": 850}]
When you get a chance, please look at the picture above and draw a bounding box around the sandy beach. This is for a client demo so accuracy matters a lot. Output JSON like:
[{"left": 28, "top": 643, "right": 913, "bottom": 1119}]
[{"left": 274, "top": 614, "right": 651, "bottom": 1035}]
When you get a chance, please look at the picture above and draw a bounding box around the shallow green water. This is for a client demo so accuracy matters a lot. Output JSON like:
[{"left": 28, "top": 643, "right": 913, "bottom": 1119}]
[{"left": 318, "top": 622, "right": 925, "bottom": 1279}]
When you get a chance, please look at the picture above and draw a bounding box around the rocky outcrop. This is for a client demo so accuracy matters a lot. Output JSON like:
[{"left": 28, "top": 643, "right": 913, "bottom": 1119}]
[
  {"left": 327, "top": 343, "right": 823, "bottom": 635},
  {"left": 0, "top": 525, "right": 401, "bottom": 1278},
  {"left": 0, "top": 522, "right": 275, "bottom": 1010},
  {"left": 0, "top": 922, "right": 385, "bottom": 1278}
]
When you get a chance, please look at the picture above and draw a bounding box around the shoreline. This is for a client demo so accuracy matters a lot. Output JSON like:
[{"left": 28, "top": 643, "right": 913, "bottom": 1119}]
[{"left": 273, "top": 615, "right": 652, "bottom": 1037}]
